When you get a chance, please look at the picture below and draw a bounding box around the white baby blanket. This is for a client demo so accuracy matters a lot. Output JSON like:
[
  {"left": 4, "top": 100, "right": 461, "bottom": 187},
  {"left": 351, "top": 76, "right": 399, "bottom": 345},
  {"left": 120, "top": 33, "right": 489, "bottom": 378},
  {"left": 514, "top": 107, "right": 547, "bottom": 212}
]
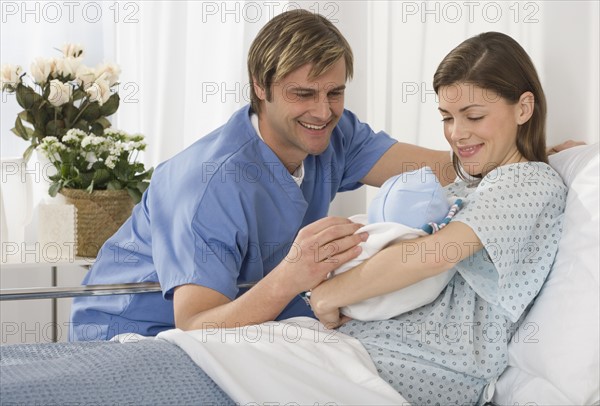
[{"left": 333, "top": 214, "right": 456, "bottom": 321}]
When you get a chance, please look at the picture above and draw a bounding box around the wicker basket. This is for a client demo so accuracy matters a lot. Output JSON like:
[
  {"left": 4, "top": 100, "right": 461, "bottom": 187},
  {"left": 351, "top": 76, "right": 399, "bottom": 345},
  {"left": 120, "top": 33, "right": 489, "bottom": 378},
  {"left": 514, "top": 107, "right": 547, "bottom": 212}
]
[{"left": 60, "top": 188, "right": 134, "bottom": 258}]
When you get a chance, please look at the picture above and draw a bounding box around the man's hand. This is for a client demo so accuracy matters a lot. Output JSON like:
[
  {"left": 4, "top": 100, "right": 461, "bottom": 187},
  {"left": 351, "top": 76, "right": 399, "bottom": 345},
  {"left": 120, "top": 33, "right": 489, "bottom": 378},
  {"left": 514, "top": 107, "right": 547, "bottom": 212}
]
[
  {"left": 272, "top": 216, "right": 367, "bottom": 298},
  {"left": 548, "top": 140, "right": 586, "bottom": 155},
  {"left": 173, "top": 216, "right": 366, "bottom": 332}
]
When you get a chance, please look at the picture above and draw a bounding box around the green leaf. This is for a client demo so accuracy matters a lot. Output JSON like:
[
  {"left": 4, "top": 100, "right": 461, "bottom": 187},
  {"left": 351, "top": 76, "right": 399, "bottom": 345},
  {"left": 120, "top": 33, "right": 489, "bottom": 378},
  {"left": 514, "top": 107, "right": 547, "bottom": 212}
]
[
  {"left": 46, "top": 120, "right": 65, "bottom": 137},
  {"left": 92, "top": 168, "right": 112, "bottom": 186},
  {"left": 13, "top": 116, "right": 30, "bottom": 140},
  {"left": 126, "top": 187, "right": 142, "bottom": 203},
  {"left": 94, "top": 117, "right": 111, "bottom": 129},
  {"left": 42, "top": 82, "right": 51, "bottom": 99},
  {"left": 86, "top": 180, "right": 95, "bottom": 193},
  {"left": 136, "top": 181, "right": 150, "bottom": 194},
  {"left": 32, "top": 128, "right": 45, "bottom": 142},
  {"left": 90, "top": 122, "right": 104, "bottom": 137},
  {"left": 73, "top": 119, "right": 89, "bottom": 132},
  {"left": 72, "top": 88, "right": 87, "bottom": 101},
  {"left": 18, "top": 110, "right": 35, "bottom": 125},
  {"left": 23, "top": 144, "right": 37, "bottom": 161},
  {"left": 63, "top": 104, "right": 79, "bottom": 126},
  {"left": 33, "top": 107, "right": 49, "bottom": 136},
  {"left": 79, "top": 171, "right": 94, "bottom": 188},
  {"left": 48, "top": 182, "right": 62, "bottom": 197},
  {"left": 15, "top": 84, "right": 39, "bottom": 109},
  {"left": 107, "top": 180, "right": 123, "bottom": 190},
  {"left": 81, "top": 102, "right": 101, "bottom": 122},
  {"left": 100, "top": 93, "right": 120, "bottom": 116}
]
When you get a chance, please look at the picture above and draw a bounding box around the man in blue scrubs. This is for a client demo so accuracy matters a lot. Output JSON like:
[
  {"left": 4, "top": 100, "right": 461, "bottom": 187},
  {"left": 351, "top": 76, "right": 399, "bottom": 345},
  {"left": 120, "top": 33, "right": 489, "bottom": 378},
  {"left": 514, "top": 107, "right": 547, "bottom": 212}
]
[{"left": 70, "top": 10, "right": 453, "bottom": 341}]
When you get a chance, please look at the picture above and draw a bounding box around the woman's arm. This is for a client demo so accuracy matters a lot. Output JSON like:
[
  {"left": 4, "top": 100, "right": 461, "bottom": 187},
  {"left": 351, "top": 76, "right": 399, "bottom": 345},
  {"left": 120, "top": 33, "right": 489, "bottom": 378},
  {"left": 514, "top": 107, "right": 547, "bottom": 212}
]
[{"left": 309, "top": 221, "right": 483, "bottom": 328}]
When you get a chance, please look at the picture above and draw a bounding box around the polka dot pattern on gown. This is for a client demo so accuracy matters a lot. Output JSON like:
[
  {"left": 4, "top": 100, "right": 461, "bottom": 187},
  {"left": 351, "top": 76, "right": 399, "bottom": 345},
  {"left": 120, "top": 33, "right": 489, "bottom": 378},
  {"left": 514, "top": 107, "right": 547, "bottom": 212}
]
[{"left": 340, "top": 162, "right": 567, "bottom": 404}]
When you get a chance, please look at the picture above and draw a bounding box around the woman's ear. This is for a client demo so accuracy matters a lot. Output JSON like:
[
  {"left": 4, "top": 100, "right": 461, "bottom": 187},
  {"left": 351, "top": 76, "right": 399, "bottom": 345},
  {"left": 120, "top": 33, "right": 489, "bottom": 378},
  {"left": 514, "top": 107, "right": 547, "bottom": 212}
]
[{"left": 516, "top": 91, "right": 535, "bottom": 125}]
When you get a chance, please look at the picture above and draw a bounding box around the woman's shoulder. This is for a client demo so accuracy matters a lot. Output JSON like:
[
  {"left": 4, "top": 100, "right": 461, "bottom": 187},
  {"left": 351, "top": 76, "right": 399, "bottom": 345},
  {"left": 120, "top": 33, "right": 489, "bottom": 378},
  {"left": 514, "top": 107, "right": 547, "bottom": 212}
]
[
  {"left": 482, "top": 162, "right": 567, "bottom": 198},
  {"left": 484, "top": 161, "right": 563, "bottom": 184},
  {"left": 449, "top": 162, "right": 565, "bottom": 193}
]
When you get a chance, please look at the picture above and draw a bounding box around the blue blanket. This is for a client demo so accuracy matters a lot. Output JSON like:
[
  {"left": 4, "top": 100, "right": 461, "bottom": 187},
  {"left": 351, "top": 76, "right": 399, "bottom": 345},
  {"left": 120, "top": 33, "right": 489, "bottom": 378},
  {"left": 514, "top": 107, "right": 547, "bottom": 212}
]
[{"left": 1, "top": 340, "right": 234, "bottom": 405}]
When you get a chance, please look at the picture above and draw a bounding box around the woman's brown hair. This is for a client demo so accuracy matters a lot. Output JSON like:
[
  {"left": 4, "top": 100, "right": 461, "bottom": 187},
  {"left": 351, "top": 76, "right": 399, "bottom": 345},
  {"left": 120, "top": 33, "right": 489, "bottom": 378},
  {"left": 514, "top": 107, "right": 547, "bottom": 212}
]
[{"left": 433, "top": 32, "right": 547, "bottom": 180}]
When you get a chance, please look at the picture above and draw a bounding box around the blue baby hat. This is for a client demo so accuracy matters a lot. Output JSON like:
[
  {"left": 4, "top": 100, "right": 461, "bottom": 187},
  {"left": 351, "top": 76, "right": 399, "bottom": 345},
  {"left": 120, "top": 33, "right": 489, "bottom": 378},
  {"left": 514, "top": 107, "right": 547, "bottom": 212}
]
[{"left": 368, "top": 167, "right": 450, "bottom": 228}]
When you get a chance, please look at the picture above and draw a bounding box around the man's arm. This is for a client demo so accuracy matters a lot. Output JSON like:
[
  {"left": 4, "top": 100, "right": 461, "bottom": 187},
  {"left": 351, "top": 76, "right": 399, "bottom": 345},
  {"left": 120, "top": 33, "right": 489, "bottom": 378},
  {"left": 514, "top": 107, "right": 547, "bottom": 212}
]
[
  {"left": 361, "top": 142, "right": 455, "bottom": 187},
  {"left": 361, "top": 139, "right": 585, "bottom": 188},
  {"left": 547, "top": 140, "right": 586, "bottom": 154},
  {"left": 173, "top": 216, "right": 369, "bottom": 330}
]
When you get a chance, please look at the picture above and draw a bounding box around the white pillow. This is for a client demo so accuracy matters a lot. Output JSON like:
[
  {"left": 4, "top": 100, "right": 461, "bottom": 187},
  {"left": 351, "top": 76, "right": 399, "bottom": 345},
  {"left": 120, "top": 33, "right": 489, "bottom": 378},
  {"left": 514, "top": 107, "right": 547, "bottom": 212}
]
[{"left": 494, "top": 144, "right": 600, "bottom": 405}]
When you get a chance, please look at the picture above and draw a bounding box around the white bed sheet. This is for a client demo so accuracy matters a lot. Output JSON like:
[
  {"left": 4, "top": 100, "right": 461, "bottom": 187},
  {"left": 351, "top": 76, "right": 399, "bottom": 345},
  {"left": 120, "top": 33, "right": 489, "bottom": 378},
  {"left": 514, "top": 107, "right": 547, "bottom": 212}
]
[{"left": 157, "top": 317, "right": 407, "bottom": 405}]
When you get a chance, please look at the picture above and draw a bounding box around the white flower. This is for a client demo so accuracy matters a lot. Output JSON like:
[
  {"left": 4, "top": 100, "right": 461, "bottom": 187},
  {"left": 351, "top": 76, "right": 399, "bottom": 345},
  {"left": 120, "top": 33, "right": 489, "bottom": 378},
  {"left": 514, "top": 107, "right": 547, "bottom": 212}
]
[
  {"left": 1, "top": 64, "right": 23, "bottom": 91},
  {"left": 81, "top": 135, "right": 106, "bottom": 149},
  {"left": 61, "top": 44, "right": 84, "bottom": 58},
  {"left": 30, "top": 58, "right": 53, "bottom": 85},
  {"left": 86, "top": 75, "right": 111, "bottom": 106},
  {"left": 80, "top": 151, "right": 97, "bottom": 169},
  {"left": 41, "top": 136, "right": 60, "bottom": 145},
  {"left": 128, "top": 133, "right": 145, "bottom": 142},
  {"left": 109, "top": 143, "right": 124, "bottom": 157},
  {"left": 105, "top": 128, "right": 124, "bottom": 135},
  {"left": 56, "top": 56, "right": 82, "bottom": 79},
  {"left": 62, "top": 129, "right": 86, "bottom": 145},
  {"left": 95, "top": 63, "right": 121, "bottom": 87},
  {"left": 48, "top": 79, "right": 72, "bottom": 107},
  {"left": 48, "top": 58, "right": 59, "bottom": 79},
  {"left": 105, "top": 155, "right": 118, "bottom": 169},
  {"left": 75, "top": 64, "right": 96, "bottom": 88},
  {"left": 65, "top": 128, "right": 87, "bottom": 139},
  {"left": 123, "top": 140, "right": 146, "bottom": 151},
  {"left": 38, "top": 136, "right": 66, "bottom": 161}
]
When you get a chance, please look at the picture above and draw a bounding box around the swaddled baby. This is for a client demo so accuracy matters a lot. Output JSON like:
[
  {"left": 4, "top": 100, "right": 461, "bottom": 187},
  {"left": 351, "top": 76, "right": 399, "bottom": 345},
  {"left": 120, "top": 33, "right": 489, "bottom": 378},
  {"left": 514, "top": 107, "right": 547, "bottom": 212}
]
[{"left": 332, "top": 167, "right": 459, "bottom": 321}]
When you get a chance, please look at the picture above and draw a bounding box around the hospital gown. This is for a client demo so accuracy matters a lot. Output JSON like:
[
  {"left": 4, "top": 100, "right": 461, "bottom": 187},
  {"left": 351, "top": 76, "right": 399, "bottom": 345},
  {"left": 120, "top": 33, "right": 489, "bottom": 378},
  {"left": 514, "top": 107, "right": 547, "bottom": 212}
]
[{"left": 339, "top": 162, "right": 567, "bottom": 405}]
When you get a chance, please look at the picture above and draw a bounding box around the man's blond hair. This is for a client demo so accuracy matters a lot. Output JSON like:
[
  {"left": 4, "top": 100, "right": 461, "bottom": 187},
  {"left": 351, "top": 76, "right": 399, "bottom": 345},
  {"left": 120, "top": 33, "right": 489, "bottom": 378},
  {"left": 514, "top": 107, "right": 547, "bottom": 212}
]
[{"left": 248, "top": 9, "right": 354, "bottom": 113}]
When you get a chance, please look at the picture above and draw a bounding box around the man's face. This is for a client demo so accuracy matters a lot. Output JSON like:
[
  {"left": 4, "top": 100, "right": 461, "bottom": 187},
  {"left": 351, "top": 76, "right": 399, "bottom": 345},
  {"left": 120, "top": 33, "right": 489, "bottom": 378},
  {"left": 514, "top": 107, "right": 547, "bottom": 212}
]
[{"left": 255, "top": 59, "right": 346, "bottom": 172}]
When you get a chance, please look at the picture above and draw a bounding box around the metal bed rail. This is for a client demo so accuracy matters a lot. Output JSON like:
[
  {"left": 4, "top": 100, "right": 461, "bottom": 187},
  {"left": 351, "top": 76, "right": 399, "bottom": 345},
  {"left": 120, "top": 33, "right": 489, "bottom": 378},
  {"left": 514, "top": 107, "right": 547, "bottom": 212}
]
[{"left": 0, "top": 282, "right": 257, "bottom": 301}]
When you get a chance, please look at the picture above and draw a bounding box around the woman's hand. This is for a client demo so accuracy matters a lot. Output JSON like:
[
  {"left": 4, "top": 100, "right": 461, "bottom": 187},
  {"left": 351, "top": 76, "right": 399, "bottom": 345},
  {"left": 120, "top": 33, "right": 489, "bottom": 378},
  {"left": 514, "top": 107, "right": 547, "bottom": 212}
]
[{"left": 309, "top": 283, "right": 351, "bottom": 329}]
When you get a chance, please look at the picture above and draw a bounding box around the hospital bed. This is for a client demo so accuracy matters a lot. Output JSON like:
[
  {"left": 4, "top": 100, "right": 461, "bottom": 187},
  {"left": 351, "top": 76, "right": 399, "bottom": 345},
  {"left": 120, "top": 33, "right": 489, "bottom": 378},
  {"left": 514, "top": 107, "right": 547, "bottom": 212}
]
[{"left": 1, "top": 144, "right": 598, "bottom": 405}]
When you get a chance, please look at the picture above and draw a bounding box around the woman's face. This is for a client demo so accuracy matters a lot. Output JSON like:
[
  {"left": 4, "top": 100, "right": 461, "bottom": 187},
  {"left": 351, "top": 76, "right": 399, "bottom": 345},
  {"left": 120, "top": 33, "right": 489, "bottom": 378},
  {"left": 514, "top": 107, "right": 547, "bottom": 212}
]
[{"left": 438, "top": 83, "right": 530, "bottom": 177}]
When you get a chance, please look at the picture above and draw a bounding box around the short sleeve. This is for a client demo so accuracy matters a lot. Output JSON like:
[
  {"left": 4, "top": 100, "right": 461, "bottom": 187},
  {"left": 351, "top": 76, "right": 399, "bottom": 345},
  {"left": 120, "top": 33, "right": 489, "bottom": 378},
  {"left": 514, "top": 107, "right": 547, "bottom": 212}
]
[
  {"left": 150, "top": 175, "right": 246, "bottom": 301},
  {"left": 451, "top": 162, "right": 568, "bottom": 322},
  {"left": 333, "top": 110, "right": 396, "bottom": 191}
]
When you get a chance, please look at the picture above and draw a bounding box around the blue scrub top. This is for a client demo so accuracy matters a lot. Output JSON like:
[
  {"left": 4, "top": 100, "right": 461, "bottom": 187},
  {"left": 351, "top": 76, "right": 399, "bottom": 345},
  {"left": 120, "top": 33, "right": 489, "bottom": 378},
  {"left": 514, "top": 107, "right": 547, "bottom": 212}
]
[{"left": 70, "top": 105, "right": 396, "bottom": 341}]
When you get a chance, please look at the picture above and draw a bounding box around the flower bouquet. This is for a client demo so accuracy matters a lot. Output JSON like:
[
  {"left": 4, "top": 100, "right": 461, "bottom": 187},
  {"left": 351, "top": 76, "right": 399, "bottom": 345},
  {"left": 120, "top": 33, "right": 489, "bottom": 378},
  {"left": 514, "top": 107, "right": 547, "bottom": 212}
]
[
  {"left": 2, "top": 45, "right": 119, "bottom": 157},
  {"left": 39, "top": 128, "right": 152, "bottom": 203},
  {"left": 1, "top": 44, "right": 152, "bottom": 202},
  {"left": 1, "top": 45, "right": 152, "bottom": 257}
]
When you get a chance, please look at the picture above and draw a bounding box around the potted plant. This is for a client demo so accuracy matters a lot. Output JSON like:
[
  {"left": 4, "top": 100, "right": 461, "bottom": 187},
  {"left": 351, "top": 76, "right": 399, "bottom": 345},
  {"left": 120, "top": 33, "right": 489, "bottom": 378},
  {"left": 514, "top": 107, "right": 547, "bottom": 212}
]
[{"left": 1, "top": 45, "right": 152, "bottom": 257}]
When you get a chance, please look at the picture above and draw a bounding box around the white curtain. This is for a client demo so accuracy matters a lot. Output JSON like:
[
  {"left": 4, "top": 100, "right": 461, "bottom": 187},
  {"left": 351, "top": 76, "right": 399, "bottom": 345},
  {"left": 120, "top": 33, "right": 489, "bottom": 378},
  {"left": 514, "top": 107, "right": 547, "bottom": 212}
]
[
  {"left": 111, "top": 1, "right": 271, "bottom": 166},
  {"left": 339, "top": 0, "right": 600, "bottom": 213},
  {"left": 1, "top": 1, "right": 598, "bottom": 216}
]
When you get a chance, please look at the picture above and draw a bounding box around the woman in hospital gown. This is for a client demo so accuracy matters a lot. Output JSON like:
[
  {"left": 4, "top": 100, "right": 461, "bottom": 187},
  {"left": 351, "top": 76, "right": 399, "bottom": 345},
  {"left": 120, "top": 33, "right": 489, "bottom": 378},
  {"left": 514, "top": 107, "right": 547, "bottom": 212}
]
[{"left": 309, "top": 32, "right": 568, "bottom": 404}]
